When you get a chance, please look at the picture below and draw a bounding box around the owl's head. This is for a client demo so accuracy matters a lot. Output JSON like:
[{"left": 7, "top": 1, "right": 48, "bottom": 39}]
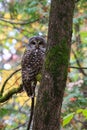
[{"left": 27, "top": 36, "right": 46, "bottom": 52}]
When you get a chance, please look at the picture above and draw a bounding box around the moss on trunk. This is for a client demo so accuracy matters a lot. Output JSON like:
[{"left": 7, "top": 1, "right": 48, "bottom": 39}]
[{"left": 45, "top": 42, "right": 69, "bottom": 96}]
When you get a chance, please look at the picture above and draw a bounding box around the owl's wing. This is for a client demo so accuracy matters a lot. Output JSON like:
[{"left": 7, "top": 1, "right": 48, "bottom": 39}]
[
  {"left": 21, "top": 50, "right": 37, "bottom": 80},
  {"left": 21, "top": 50, "right": 37, "bottom": 96}
]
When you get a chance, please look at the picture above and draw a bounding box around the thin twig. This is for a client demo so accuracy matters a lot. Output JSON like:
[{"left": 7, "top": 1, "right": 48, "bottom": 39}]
[
  {"left": 0, "top": 68, "right": 21, "bottom": 95},
  {"left": 19, "top": 98, "right": 30, "bottom": 111},
  {"left": 0, "top": 18, "right": 39, "bottom": 25},
  {"left": 72, "top": 49, "right": 87, "bottom": 76},
  {"left": 5, "top": 76, "right": 21, "bottom": 91},
  {"left": 69, "top": 66, "right": 87, "bottom": 69},
  {"left": 1, "top": 64, "right": 87, "bottom": 96},
  {"left": 11, "top": 121, "right": 28, "bottom": 130}
]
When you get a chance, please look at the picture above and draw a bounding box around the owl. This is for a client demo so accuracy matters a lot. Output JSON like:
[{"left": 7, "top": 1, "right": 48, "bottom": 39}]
[{"left": 21, "top": 36, "right": 46, "bottom": 97}]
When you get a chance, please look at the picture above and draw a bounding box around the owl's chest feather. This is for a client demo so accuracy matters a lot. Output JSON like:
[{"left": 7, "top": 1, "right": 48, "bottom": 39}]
[{"left": 26, "top": 50, "right": 44, "bottom": 69}]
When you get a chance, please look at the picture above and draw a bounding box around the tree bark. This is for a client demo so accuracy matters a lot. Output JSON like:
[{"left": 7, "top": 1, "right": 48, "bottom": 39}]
[{"left": 32, "top": 0, "right": 75, "bottom": 130}]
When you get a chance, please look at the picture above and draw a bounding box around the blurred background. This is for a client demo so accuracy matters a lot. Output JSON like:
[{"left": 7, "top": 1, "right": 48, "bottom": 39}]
[{"left": 0, "top": 0, "right": 87, "bottom": 130}]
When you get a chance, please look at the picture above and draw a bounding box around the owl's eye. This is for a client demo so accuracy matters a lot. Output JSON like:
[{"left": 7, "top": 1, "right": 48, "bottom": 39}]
[
  {"left": 31, "top": 42, "right": 36, "bottom": 45},
  {"left": 39, "top": 42, "right": 43, "bottom": 45}
]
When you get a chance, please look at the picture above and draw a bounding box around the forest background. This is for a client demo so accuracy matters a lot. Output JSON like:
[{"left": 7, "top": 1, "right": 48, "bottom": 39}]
[{"left": 0, "top": 0, "right": 87, "bottom": 130}]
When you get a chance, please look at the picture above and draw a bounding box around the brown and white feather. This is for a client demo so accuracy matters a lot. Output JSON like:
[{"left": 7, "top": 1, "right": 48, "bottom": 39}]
[{"left": 21, "top": 36, "right": 46, "bottom": 97}]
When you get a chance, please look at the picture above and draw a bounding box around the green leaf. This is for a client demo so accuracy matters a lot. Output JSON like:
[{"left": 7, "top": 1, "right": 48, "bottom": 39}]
[
  {"left": 63, "top": 113, "right": 75, "bottom": 127},
  {"left": 0, "top": 108, "right": 9, "bottom": 117},
  {"left": 76, "top": 109, "right": 83, "bottom": 114},
  {"left": 82, "top": 109, "right": 87, "bottom": 118},
  {"left": 76, "top": 109, "right": 87, "bottom": 119},
  {"left": 0, "top": 108, "right": 19, "bottom": 118},
  {"left": 25, "top": 7, "right": 37, "bottom": 14}
]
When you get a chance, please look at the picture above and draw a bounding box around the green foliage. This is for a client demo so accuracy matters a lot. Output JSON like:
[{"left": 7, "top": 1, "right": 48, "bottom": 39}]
[
  {"left": 63, "top": 109, "right": 87, "bottom": 127},
  {"left": 63, "top": 112, "right": 75, "bottom": 127},
  {"left": 77, "top": 109, "right": 87, "bottom": 119},
  {"left": 80, "top": 31, "right": 87, "bottom": 44},
  {"left": 63, "top": 83, "right": 87, "bottom": 114},
  {"left": 0, "top": 108, "right": 11, "bottom": 118}
]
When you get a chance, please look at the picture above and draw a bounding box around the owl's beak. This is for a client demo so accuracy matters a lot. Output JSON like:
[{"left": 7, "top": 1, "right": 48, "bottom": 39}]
[{"left": 36, "top": 44, "right": 39, "bottom": 49}]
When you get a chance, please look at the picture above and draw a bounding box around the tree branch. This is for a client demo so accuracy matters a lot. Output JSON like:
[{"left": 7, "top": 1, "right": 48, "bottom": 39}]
[
  {"left": 72, "top": 49, "right": 87, "bottom": 76},
  {"left": 11, "top": 121, "right": 28, "bottom": 130},
  {"left": 1, "top": 65, "right": 87, "bottom": 97},
  {"left": 0, "top": 68, "right": 21, "bottom": 95},
  {"left": 0, "top": 84, "right": 23, "bottom": 103},
  {"left": 19, "top": 99, "right": 30, "bottom": 111},
  {"left": 0, "top": 18, "right": 39, "bottom": 25},
  {"left": 69, "top": 66, "right": 87, "bottom": 69},
  {"left": 0, "top": 64, "right": 87, "bottom": 103}
]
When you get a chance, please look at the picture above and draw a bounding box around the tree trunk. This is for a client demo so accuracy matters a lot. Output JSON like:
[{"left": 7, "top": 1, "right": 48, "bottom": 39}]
[{"left": 32, "top": 0, "right": 75, "bottom": 130}]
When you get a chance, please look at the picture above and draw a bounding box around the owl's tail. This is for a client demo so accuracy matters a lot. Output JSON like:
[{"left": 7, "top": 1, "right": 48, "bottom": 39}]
[
  {"left": 23, "top": 82, "right": 36, "bottom": 97},
  {"left": 23, "top": 84, "right": 32, "bottom": 97}
]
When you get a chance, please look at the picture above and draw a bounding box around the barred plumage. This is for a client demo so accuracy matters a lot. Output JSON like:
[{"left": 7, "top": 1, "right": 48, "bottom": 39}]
[{"left": 21, "top": 36, "right": 46, "bottom": 97}]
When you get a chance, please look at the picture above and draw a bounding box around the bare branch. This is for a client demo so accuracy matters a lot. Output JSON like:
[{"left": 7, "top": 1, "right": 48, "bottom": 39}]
[
  {"left": 0, "top": 68, "right": 21, "bottom": 95},
  {"left": 0, "top": 84, "right": 23, "bottom": 103},
  {"left": 0, "top": 64, "right": 87, "bottom": 103},
  {"left": 19, "top": 99, "right": 30, "bottom": 111},
  {"left": 72, "top": 49, "right": 87, "bottom": 76},
  {"left": 11, "top": 121, "right": 28, "bottom": 130},
  {"left": 0, "top": 18, "right": 39, "bottom": 25},
  {"left": 69, "top": 66, "right": 87, "bottom": 69}
]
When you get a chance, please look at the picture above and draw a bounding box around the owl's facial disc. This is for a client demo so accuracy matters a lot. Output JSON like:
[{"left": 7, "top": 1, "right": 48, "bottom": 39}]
[{"left": 28, "top": 36, "right": 46, "bottom": 52}]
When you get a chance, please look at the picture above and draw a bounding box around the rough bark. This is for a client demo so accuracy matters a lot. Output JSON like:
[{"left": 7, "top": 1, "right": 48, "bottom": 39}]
[{"left": 32, "top": 0, "right": 75, "bottom": 130}]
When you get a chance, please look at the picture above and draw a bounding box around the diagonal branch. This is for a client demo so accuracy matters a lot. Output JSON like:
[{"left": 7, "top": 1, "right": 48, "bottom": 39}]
[
  {"left": 0, "top": 65, "right": 87, "bottom": 103},
  {"left": 0, "top": 68, "right": 21, "bottom": 95},
  {"left": 72, "top": 49, "right": 87, "bottom": 76},
  {"left": 0, "top": 84, "right": 23, "bottom": 103},
  {"left": 1, "top": 65, "right": 87, "bottom": 97},
  {"left": 11, "top": 121, "right": 28, "bottom": 130},
  {"left": 0, "top": 18, "right": 39, "bottom": 25}
]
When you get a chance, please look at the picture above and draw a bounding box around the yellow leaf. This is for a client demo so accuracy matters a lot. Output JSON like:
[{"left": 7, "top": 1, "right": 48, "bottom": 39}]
[
  {"left": 79, "top": 9, "right": 84, "bottom": 13},
  {"left": 8, "top": 38, "right": 13, "bottom": 43},
  {"left": 17, "top": 14, "right": 22, "bottom": 20},
  {"left": 32, "top": 22, "right": 39, "bottom": 29},
  {"left": 4, "top": 13, "right": 11, "bottom": 19}
]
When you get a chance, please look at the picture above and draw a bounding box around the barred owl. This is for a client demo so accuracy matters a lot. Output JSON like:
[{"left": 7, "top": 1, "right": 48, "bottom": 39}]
[{"left": 21, "top": 36, "right": 46, "bottom": 97}]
